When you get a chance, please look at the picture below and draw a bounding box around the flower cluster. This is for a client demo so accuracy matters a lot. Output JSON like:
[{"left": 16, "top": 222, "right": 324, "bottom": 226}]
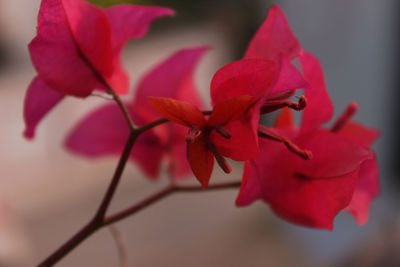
[{"left": 25, "top": 1, "right": 379, "bottom": 231}]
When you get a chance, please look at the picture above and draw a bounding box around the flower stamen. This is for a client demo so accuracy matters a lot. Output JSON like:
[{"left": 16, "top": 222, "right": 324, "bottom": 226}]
[
  {"left": 330, "top": 102, "right": 358, "bottom": 132},
  {"left": 260, "top": 95, "right": 307, "bottom": 114},
  {"left": 258, "top": 125, "right": 312, "bottom": 160},
  {"left": 207, "top": 141, "right": 232, "bottom": 174},
  {"left": 215, "top": 126, "right": 232, "bottom": 139},
  {"left": 186, "top": 127, "right": 202, "bottom": 144}
]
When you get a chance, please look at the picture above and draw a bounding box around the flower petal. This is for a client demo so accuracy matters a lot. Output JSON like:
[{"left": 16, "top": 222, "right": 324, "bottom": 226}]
[
  {"left": 235, "top": 161, "right": 261, "bottom": 206},
  {"left": 130, "top": 132, "right": 165, "bottom": 179},
  {"left": 346, "top": 156, "right": 380, "bottom": 225},
  {"left": 339, "top": 122, "right": 380, "bottom": 148},
  {"left": 268, "top": 54, "right": 309, "bottom": 96},
  {"left": 210, "top": 59, "right": 278, "bottom": 105},
  {"left": 133, "top": 47, "right": 208, "bottom": 119},
  {"left": 211, "top": 103, "right": 261, "bottom": 161},
  {"left": 269, "top": 169, "right": 360, "bottom": 230},
  {"left": 62, "top": 0, "right": 113, "bottom": 78},
  {"left": 244, "top": 5, "right": 301, "bottom": 61},
  {"left": 147, "top": 97, "right": 206, "bottom": 127},
  {"left": 64, "top": 102, "right": 164, "bottom": 178},
  {"left": 274, "top": 107, "right": 295, "bottom": 129},
  {"left": 243, "top": 138, "right": 359, "bottom": 230},
  {"left": 105, "top": 56, "right": 130, "bottom": 95},
  {"left": 29, "top": 0, "right": 103, "bottom": 97},
  {"left": 208, "top": 95, "right": 256, "bottom": 126},
  {"left": 105, "top": 5, "right": 174, "bottom": 55},
  {"left": 298, "top": 51, "right": 334, "bottom": 132},
  {"left": 294, "top": 130, "right": 372, "bottom": 178},
  {"left": 167, "top": 132, "right": 192, "bottom": 179},
  {"left": 23, "top": 77, "right": 65, "bottom": 139},
  {"left": 65, "top": 103, "right": 130, "bottom": 156},
  {"left": 187, "top": 135, "right": 214, "bottom": 188}
]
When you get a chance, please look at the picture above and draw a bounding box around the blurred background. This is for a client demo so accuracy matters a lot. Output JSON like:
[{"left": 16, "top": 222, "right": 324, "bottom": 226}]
[{"left": 0, "top": 0, "right": 399, "bottom": 266}]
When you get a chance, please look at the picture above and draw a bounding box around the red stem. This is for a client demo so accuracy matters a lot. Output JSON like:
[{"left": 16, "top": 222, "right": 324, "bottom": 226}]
[
  {"left": 104, "top": 181, "right": 241, "bottom": 225},
  {"left": 37, "top": 180, "right": 240, "bottom": 266},
  {"left": 36, "top": 105, "right": 231, "bottom": 267}
]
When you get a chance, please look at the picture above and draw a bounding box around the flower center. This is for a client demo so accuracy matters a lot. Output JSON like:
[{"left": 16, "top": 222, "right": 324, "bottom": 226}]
[{"left": 185, "top": 127, "right": 202, "bottom": 144}]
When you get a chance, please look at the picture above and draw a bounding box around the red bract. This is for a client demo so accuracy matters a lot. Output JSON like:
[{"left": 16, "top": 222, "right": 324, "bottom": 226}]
[
  {"left": 336, "top": 118, "right": 380, "bottom": 225},
  {"left": 236, "top": 53, "right": 378, "bottom": 230},
  {"left": 24, "top": 0, "right": 173, "bottom": 139},
  {"left": 148, "top": 95, "right": 257, "bottom": 188},
  {"left": 66, "top": 47, "right": 208, "bottom": 179},
  {"left": 209, "top": 5, "right": 313, "bottom": 160}
]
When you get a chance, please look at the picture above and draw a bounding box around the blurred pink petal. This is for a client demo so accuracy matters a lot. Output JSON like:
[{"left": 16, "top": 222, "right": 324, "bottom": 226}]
[
  {"left": 237, "top": 138, "right": 360, "bottom": 230},
  {"left": 29, "top": 0, "right": 105, "bottom": 97},
  {"left": 294, "top": 130, "right": 372, "bottom": 178},
  {"left": 133, "top": 46, "right": 208, "bottom": 119},
  {"left": 105, "top": 5, "right": 174, "bottom": 54},
  {"left": 298, "top": 51, "right": 334, "bottom": 132},
  {"left": 26, "top": 0, "right": 173, "bottom": 139},
  {"left": 244, "top": 5, "right": 301, "bottom": 61},
  {"left": 210, "top": 59, "right": 278, "bottom": 104},
  {"left": 23, "top": 77, "right": 65, "bottom": 139},
  {"left": 346, "top": 156, "right": 380, "bottom": 225},
  {"left": 268, "top": 54, "right": 309, "bottom": 96},
  {"left": 340, "top": 121, "right": 380, "bottom": 148}
]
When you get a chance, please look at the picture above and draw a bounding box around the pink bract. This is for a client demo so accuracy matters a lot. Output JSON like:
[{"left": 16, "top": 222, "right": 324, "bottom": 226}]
[
  {"left": 24, "top": 0, "right": 173, "bottom": 139},
  {"left": 66, "top": 47, "right": 208, "bottom": 179},
  {"left": 236, "top": 50, "right": 378, "bottom": 230}
]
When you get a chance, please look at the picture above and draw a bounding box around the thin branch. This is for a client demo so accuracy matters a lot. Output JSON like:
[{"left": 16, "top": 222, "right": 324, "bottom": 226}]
[
  {"left": 104, "top": 185, "right": 175, "bottom": 225},
  {"left": 136, "top": 118, "right": 169, "bottom": 134},
  {"left": 38, "top": 40, "right": 138, "bottom": 267},
  {"left": 37, "top": 109, "right": 216, "bottom": 266},
  {"left": 94, "top": 131, "right": 137, "bottom": 220},
  {"left": 108, "top": 89, "right": 136, "bottom": 131},
  {"left": 109, "top": 226, "right": 129, "bottom": 267},
  {"left": 37, "top": 220, "right": 99, "bottom": 267},
  {"left": 76, "top": 47, "right": 136, "bottom": 131},
  {"left": 104, "top": 181, "right": 241, "bottom": 225},
  {"left": 37, "top": 131, "right": 139, "bottom": 267}
]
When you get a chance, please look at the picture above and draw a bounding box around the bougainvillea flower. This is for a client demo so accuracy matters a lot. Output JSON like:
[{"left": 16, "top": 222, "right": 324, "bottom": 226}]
[
  {"left": 24, "top": 0, "right": 173, "bottom": 139},
  {"left": 66, "top": 47, "right": 207, "bottom": 179},
  {"left": 209, "top": 57, "right": 308, "bottom": 161},
  {"left": 236, "top": 53, "right": 378, "bottom": 230},
  {"left": 148, "top": 95, "right": 257, "bottom": 188},
  {"left": 243, "top": 5, "right": 334, "bottom": 131},
  {"left": 208, "top": 5, "right": 314, "bottom": 160}
]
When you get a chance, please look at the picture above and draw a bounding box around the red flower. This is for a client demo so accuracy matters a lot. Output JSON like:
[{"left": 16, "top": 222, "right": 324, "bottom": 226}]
[
  {"left": 66, "top": 47, "right": 208, "bottom": 179},
  {"left": 209, "top": 5, "right": 313, "bottom": 160},
  {"left": 148, "top": 95, "right": 257, "bottom": 188},
  {"left": 236, "top": 52, "right": 378, "bottom": 230},
  {"left": 24, "top": 0, "right": 173, "bottom": 139}
]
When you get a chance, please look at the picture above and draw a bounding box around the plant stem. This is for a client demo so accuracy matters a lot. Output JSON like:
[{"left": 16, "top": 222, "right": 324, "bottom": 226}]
[
  {"left": 104, "top": 185, "right": 175, "bottom": 226},
  {"left": 94, "top": 132, "right": 137, "bottom": 220},
  {"left": 37, "top": 131, "right": 138, "bottom": 267},
  {"left": 36, "top": 110, "right": 218, "bottom": 266},
  {"left": 108, "top": 89, "right": 136, "bottom": 131},
  {"left": 109, "top": 226, "right": 129, "bottom": 267},
  {"left": 37, "top": 180, "right": 240, "bottom": 266},
  {"left": 104, "top": 181, "right": 241, "bottom": 225}
]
